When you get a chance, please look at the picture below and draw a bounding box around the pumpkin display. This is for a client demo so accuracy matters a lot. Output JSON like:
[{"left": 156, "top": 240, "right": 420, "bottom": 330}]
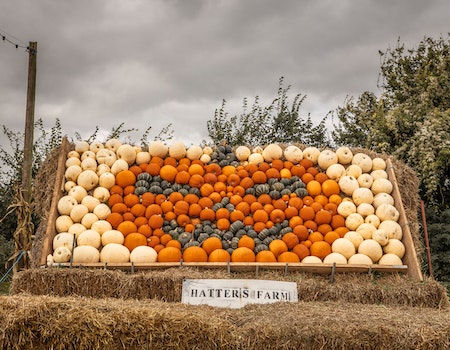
[{"left": 50, "top": 140, "right": 407, "bottom": 268}]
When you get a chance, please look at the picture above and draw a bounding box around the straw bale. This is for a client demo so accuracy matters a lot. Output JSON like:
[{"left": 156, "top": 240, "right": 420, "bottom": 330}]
[
  {"left": 0, "top": 294, "right": 449, "bottom": 349},
  {"left": 11, "top": 268, "right": 449, "bottom": 309}
]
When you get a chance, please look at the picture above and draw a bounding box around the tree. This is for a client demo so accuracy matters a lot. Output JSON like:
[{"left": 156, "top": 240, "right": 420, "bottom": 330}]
[
  {"left": 207, "top": 77, "right": 330, "bottom": 148},
  {"left": 332, "top": 35, "right": 450, "bottom": 209}
]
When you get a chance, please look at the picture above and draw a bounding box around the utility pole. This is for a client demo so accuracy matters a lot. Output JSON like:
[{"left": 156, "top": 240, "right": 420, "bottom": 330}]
[{"left": 14, "top": 41, "right": 37, "bottom": 272}]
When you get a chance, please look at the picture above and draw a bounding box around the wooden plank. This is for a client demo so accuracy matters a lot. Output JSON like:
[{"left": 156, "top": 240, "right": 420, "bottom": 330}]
[
  {"left": 40, "top": 137, "right": 71, "bottom": 266},
  {"left": 386, "top": 158, "right": 423, "bottom": 281}
]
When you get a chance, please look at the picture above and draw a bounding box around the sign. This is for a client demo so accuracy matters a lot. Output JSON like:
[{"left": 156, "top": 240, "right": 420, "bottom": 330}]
[{"left": 181, "top": 279, "right": 298, "bottom": 309}]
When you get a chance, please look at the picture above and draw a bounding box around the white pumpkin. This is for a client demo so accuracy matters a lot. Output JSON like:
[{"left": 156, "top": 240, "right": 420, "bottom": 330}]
[
  {"left": 376, "top": 204, "right": 400, "bottom": 222},
  {"left": 302, "top": 146, "right": 320, "bottom": 164},
  {"left": 186, "top": 145, "right": 203, "bottom": 160},
  {"left": 339, "top": 175, "right": 359, "bottom": 196},
  {"left": 130, "top": 246, "right": 158, "bottom": 263},
  {"left": 348, "top": 253, "right": 373, "bottom": 265},
  {"left": 99, "top": 172, "right": 115, "bottom": 189},
  {"left": 70, "top": 204, "right": 89, "bottom": 223},
  {"left": 248, "top": 152, "right": 264, "bottom": 165},
  {"left": 101, "top": 230, "right": 125, "bottom": 246},
  {"left": 53, "top": 232, "right": 75, "bottom": 251},
  {"left": 200, "top": 154, "right": 211, "bottom": 164},
  {"left": 148, "top": 140, "right": 168, "bottom": 158},
  {"left": 372, "top": 157, "right": 387, "bottom": 171},
  {"left": 373, "top": 193, "right": 395, "bottom": 209},
  {"left": 345, "top": 164, "right": 363, "bottom": 179},
  {"left": 365, "top": 214, "right": 381, "bottom": 228},
  {"left": 371, "top": 178, "right": 393, "bottom": 195},
  {"left": 100, "top": 243, "right": 130, "bottom": 263},
  {"left": 93, "top": 186, "right": 110, "bottom": 203},
  {"left": 117, "top": 144, "right": 137, "bottom": 165},
  {"left": 378, "top": 220, "right": 402, "bottom": 240},
  {"left": 357, "top": 203, "right": 375, "bottom": 217},
  {"left": 53, "top": 246, "right": 72, "bottom": 263},
  {"left": 93, "top": 203, "right": 111, "bottom": 220},
  {"left": 356, "top": 223, "right": 377, "bottom": 240},
  {"left": 345, "top": 213, "right": 364, "bottom": 231},
  {"left": 169, "top": 141, "right": 186, "bottom": 160},
  {"left": 317, "top": 150, "right": 338, "bottom": 170},
  {"left": 110, "top": 159, "right": 129, "bottom": 175},
  {"left": 283, "top": 145, "right": 303, "bottom": 164},
  {"left": 372, "top": 229, "right": 389, "bottom": 246},
  {"left": 344, "top": 231, "right": 364, "bottom": 249},
  {"left": 326, "top": 163, "right": 346, "bottom": 181},
  {"left": 136, "top": 151, "right": 151, "bottom": 165},
  {"left": 89, "top": 141, "right": 104, "bottom": 153},
  {"left": 65, "top": 164, "right": 83, "bottom": 182},
  {"left": 358, "top": 239, "right": 383, "bottom": 263},
  {"left": 235, "top": 146, "right": 251, "bottom": 162},
  {"left": 81, "top": 195, "right": 101, "bottom": 212},
  {"left": 55, "top": 215, "right": 74, "bottom": 233},
  {"left": 202, "top": 146, "right": 213, "bottom": 156},
  {"left": 337, "top": 201, "right": 357, "bottom": 218},
  {"left": 81, "top": 150, "right": 96, "bottom": 161},
  {"left": 68, "top": 185, "right": 88, "bottom": 203},
  {"left": 351, "top": 153, "right": 373, "bottom": 173},
  {"left": 57, "top": 195, "right": 78, "bottom": 216},
  {"left": 96, "top": 164, "right": 111, "bottom": 176},
  {"left": 96, "top": 148, "right": 117, "bottom": 167},
  {"left": 262, "top": 144, "right": 283, "bottom": 162},
  {"left": 357, "top": 173, "right": 373, "bottom": 188},
  {"left": 323, "top": 252, "right": 347, "bottom": 264},
  {"left": 378, "top": 253, "right": 403, "bottom": 266},
  {"left": 252, "top": 146, "right": 263, "bottom": 154},
  {"left": 301, "top": 256, "right": 323, "bottom": 263},
  {"left": 65, "top": 157, "right": 81, "bottom": 167},
  {"left": 81, "top": 157, "right": 98, "bottom": 171},
  {"left": 77, "top": 229, "right": 101, "bottom": 249},
  {"left": 77, "top": 170, "right": 99, "bottom": 191},
  {"left": 331, "top": 238, "right": 356, "bottom": 260},
  {"left": 335, "top": 146, "right": 353, "bottom": 165},
  {"left": 72, "top": 245, "right": 100, "bottom": 263},
  {"left": 352, "top": 187, "right": 374, "bottom": 206},
  {"left": 383, "top": 239, "right": 405, "bottom": 259},
  {"left": 75, "top": 141, "right": 90, "bottom": 154},
  {"left": 90, "top": 219, "right": 112, "bottom": 235},
  {"left": 64, "top": 180, "right": 77, "bottom": 193},
  {"left": 68, "top": 223, "right": 87, "bottom": 239},
  {"left": 105, "top": 138, "right": 122, "bottom": 153},
  {"left": 67, "top": 150, "right": 80, "bottom": 159},
  {"left": 80, "top": 213, "right": 99, "bottom": 229}
]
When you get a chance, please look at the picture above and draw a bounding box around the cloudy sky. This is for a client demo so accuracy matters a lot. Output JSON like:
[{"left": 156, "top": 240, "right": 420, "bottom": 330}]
[{"left": 0, "top": 0, "right": 449, "bottom": 147}]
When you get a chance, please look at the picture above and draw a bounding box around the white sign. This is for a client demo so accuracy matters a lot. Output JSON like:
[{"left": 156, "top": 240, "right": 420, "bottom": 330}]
[{"left": 182, "top": 279, "right": 298, "bottom": 309}]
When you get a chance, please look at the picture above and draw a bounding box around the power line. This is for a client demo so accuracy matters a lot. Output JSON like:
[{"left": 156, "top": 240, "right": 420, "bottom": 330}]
[{"left": 0, "top": 29, "right": 33, "bottom": 52}]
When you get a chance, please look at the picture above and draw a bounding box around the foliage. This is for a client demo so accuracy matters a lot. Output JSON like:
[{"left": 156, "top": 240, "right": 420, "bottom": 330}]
[
  {"left": 332, "top": 35, "right": 450, "bottom": 209},
  {"left": 207, "top": 77, "right": 330, "bottom": 148}
]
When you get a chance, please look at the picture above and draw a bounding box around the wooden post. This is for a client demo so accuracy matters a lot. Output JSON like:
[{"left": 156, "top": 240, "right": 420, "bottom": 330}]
[{"left": 14, "top": 41, "right": 37, "bottom": 272}]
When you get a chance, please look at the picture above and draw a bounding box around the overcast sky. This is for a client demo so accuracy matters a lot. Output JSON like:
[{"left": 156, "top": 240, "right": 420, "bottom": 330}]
[{"left": 0, "top": 0, "right": 449, "bottom": 147}]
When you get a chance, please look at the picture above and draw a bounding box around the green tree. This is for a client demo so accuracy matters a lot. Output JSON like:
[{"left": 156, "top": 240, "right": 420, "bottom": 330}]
[
  {"left": 332, "top": 35, "right": 450, "bottom": 209},
  {"left": 207, "top": 77, "right": 330, "bottom": 148}
]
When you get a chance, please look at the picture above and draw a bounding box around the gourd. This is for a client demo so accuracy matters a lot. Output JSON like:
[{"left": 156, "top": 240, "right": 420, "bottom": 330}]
[
  {"left": 81, "top": 157, "right": 98, "bottom": 171},
  {"left": 344, "top": 231, "right": 364, "bottom": 249},
  {"left": 323, "top": 252, "right": 347, "bottom": 264},
  {"left": 130, "top": 246, "right": 158, "bottom": 263},
  {"left": 357, "top": 173, "right": 373, "bottom": 188},
  {"left": 262, "top": 143, "right": 283, "bottom": 162},
  {"left": 248, "top": 152, "right": 264, "bottom": 165},
  {"left": 345, "top": 213, "right": 364, "bottom": 231},
  {"left": 355, "top": 223, "right": 377, "bottom": 240},
  {"left": 68, "top": 185, "right": 88, "bottom": 203},
  {"left": 99, "top": 172, "right": 115, "bottom": 189},
  {"left": 100, "top": 243, "right": 130, "bottom": 263},
  {"left": 345, "top": 164, "right": 362, "bottom": 179},
  {"left": 186, "top": 145, "right": 203, "bottom": 160},
  {"left": 75, "top": 141, "right": 90, "bottom": 154},
  {"left": 357, "top": 239, "right": 383, "bottom": 263},
  {"left": 352, "top": 187, "right": 374, "bottom": 206},
  {"left": 68, "top": 223, "right": 87, "bottom": 239},
  {"left": 302, "top": 146, "right": 320, "bottom": 164},
  {"left": 96, "top": 164, "right": 110, "bottom": 176},
  {"left": 351, "top": 153, "right": 372, "bottom": 173},
  {"left": 371, "top": 157, "right": 387, "bottom": 171},
  {"left": 136, "top": 151, "right": 151, "bottom": 165},
  {"left": 81, "top": 213, "right": 99, "bottom": 229},
  {"left": 69, "top": 204, "right": 89, "bottom": 223},
  {"left": 365, "top": 214, "right": 381, "bottom": 228},
  {"left": 326, "top": 163, "right": 346, "bottom": 181},
  {"left": 317, "top": 150, "right": 338, "bottom": 170},
  {"left": 64, "top": 181, "right": 77, "bottom": 193},
  {"left": 383, "top": 239, "right": 405, "bottom": 259},
  {"left": 348, "top": 253, "right": 373, "bottom": 265},
  {"left": 339, "top": 175, "right": 359, "bottom": 196},
  {"left": 65, "top": 165, "right": 82, "bottom": 182},
  {"left": 378, "top": 253, "right": 403, "bottom": 265},
  {"left": 283, "top": 145, "right": 303, "bottom": 164},
  {"left": 72, "top": 245, "right": 100, "bottom": 263},
  {"left": 376, "top": 204, "right": 400, "bottom": 222},
  {"left": 372, "top": 193, "right": 395, "bottom": 209},
  {"left": 77, "top": 170, "right": 99, "bottom": 191},
  {"left": 81, "top": 151, "right": 96, "bottom": 161},
  {"left": 335, "top": 146, "right": 353, "bottom": 164},
  {"left": 53, "top": 232, "right": 75, "bottom": 251},
  {"left": 372, "top": 229, "right": 389, "bottom": 246},
  {"left": 52, "top": 246, "right": 72, "bottom": 263},
  {"left": 96, "top": 148, "right": 117, "bottom": 167},
  {"left": 77, "top": 229, "right": 101, "bottom": 249},
  {"left": 378, "top": 220, "right": 402, "bottom": 240},
  {"left": 55, "top": 215, "right": 73, "bottom": 233},
  {"left": 169, "top": 141, "right": 186, "bottom": 160},
  {"left": 90, "top": 219, "right": 112, "bottom": 235},
  {"left": 337, "top": 200, "right": 357, "bottom": 218},
  {"left": 148, "top": 140, "right": 168, "bottom": 157},
  {"left": 117, "top": 144, "right": 137, "bottom": 165},
  {"left": 371, "top": 178, "right": 393, "bottom": 195},
  {"left": 57, "top": 196, "right": 78, "bottom": 216},
  {"left": 93, "top": 186, "right": 110, "bottom": 203},
  {"left": 370, "top": 169, "right": 388, "bottom": 181},
  {"left": 89, "top": 141, "right": 104, "bottom": 153},
  {"left": 81, "top": 195, "right": 101, "bottom": 212},
  {"left": 101, "top": 230, "right": 125, "bottom": 246},
  {"left": 93, "top": 203, "right": 111, "bottom": 220},
  {"left": 301, "top": 256, "right": 323, "bottom": 263},
  {"left": 110, "top": 159, "right": 129, "bottom": 175},
  {"left": 357, "top": 203, "right": 375, "bottom": 217},
  {"left": 65, "top": 156, "right": 81, "bottom": 167},
  {"left": 105, "top": 138, "right": 122, "bottom": 153},
  {"left": 235, "top": 146, "right": 251, "bottom": 161},
  {"left": 331, "top": 238, "right": 355, "bottom": 259}
]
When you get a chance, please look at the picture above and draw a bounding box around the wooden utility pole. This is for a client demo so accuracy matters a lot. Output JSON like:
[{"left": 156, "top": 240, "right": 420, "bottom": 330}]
[{"left": 14, "top": 41, "right": 37, "bottom": 272}]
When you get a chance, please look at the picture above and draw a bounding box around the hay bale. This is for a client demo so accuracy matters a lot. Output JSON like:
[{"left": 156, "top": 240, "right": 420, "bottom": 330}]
[
  {"left": 11, "top": 268, "right": 449, "bottom": 309},
  {"left": 0, "top": 294, "right": 449, "bottom": 349}
]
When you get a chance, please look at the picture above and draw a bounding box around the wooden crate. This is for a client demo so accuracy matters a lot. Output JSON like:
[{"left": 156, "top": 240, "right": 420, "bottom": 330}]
[{"left": 39, "top": 140, "right": 423, "bottom": 281}]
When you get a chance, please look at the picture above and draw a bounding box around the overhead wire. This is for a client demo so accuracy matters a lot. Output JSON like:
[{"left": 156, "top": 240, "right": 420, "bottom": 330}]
[{"left": 0, "top": 28, "right": 33, "bottom": 52}]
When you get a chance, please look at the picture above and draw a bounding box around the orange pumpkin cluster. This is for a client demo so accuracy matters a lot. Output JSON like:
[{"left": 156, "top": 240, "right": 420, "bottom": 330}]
[{"left": 105, "top": 155, "right": 349, "bottom": 263}]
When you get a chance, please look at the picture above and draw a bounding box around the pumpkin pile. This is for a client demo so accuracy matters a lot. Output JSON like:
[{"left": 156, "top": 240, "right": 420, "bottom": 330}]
[{"left": 49, "top": 140, "right": 406, "bottom": 266}]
